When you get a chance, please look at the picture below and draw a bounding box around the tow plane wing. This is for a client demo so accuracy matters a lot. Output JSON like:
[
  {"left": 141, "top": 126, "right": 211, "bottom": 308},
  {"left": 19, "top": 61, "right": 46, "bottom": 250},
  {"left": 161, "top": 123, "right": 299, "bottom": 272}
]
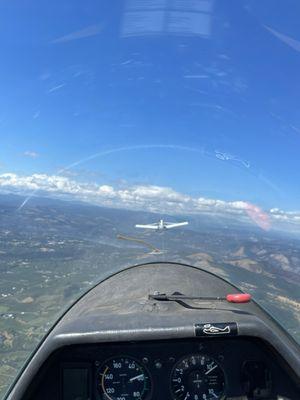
[
  {"left": 164, "top": 221, "right": 188, "bottom": 229},
  {"left": 135, "top": 223, "right": 159, "bottom": 230}
]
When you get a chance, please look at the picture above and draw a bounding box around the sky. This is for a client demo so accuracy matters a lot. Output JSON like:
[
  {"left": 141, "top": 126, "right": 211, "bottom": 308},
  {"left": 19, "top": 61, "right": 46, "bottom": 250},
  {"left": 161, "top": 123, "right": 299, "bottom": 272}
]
[{"left": 1, "top": 0, "right": 300, "bottom": 229}]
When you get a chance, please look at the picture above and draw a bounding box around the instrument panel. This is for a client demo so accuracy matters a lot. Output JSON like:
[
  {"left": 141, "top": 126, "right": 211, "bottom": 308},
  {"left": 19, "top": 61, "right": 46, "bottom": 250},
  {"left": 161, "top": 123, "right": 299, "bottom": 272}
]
[
  {"left": 95, "top": 353, "right": 226, "bottom": 400},
  {"left": 44, "top": 338, "right": 298, "bottom": 400}
]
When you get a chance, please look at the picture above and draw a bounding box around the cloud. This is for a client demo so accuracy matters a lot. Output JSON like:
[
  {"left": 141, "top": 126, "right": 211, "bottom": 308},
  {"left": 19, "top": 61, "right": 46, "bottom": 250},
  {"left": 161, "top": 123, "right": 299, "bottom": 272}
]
[
  {"left": 0, "top": 172, "right": 299, "bottom": 231},
  {"left": 51, "top": 24, "right": 102, "bottom": 44},
  {"left": 23, "top": 151, "right": 39, "bottom": 159},
  {"left": 0, "top": 172, "right": 246, "bottom": 217},
  {"left": 264, "top": 25, "right": 300, "bottom": 53},
  {"left": 270, "top": 208, "right": 300, "bottom": 222}
]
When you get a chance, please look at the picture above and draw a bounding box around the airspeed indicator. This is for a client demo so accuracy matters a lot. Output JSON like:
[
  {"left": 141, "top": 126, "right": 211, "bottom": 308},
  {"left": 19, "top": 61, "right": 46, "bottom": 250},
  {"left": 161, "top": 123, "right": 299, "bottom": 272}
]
[{"left": 98, "top": 356, "right": 152, "bottom": 400}]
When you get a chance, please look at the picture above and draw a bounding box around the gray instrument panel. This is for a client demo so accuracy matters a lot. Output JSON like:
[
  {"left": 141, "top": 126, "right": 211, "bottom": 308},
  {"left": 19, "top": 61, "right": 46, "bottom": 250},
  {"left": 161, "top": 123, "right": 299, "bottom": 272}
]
[{"left": 21, "top": 338, "right": 300, "bottom": 400}]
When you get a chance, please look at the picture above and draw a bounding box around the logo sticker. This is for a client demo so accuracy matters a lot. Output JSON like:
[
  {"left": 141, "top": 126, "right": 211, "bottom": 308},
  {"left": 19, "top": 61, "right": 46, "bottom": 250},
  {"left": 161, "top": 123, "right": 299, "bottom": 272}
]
[{"left": 195, "top": 322, "right": 238, "bottom": 337}]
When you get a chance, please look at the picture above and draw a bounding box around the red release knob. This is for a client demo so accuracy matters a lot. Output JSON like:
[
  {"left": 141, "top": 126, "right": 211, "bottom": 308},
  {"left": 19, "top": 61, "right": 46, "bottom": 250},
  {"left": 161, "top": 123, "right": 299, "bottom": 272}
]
[{"left": 226, "top": 293, "right": 252, "bottom": 303}]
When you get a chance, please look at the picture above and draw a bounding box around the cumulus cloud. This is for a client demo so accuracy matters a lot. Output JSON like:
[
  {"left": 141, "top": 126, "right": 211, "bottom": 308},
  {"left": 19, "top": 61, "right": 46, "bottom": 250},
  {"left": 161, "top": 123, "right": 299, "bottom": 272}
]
[
  {"left": 0, "top": 172, "right": 299, "bottom": 231},
  {"left": 23, "top": 151, "right": 39, "bottom": 159},
  {"left": 270, "top": 208, "right": 300, "bottom": 222}
]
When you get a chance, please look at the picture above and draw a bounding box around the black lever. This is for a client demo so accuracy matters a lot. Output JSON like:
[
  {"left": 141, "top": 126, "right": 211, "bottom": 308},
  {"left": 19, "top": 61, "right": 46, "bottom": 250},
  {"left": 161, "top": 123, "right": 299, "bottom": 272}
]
[
  {"left": 149, "top": 292, "right": 226, "bottom": 301},
  {"left": 149, "top": 291, "right": 251, "bottom": 303}
]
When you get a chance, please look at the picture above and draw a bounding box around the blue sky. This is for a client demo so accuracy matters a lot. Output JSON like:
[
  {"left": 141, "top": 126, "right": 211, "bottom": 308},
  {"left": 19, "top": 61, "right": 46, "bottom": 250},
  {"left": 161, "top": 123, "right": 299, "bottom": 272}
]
[{"left": 1, "top": 0, "right": 300, "bottom": 215}]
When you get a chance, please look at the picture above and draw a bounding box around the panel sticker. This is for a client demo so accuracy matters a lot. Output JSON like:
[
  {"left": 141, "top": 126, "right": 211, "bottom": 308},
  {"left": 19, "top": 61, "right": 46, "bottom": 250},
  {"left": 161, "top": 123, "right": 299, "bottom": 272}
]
[{"left": 195, "top": 322, "right": 238, "bottom": 337}]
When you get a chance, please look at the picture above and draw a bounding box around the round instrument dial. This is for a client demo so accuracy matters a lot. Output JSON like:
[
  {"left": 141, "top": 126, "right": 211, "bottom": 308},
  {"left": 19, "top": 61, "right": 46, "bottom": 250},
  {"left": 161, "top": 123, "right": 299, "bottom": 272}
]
[
  {"left": 170, "top": 354, "right": 226, "bottom": 400},
  {"left": 98, "top": 356, "right": 152, "bottom": 400}
]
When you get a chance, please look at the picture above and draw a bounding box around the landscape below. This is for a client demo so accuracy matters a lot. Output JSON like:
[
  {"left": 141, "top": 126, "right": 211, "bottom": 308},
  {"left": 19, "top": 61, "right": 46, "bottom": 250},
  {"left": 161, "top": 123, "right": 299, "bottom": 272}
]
[{"left": 0, "top": 194, "right": 299, "bottom": 398}]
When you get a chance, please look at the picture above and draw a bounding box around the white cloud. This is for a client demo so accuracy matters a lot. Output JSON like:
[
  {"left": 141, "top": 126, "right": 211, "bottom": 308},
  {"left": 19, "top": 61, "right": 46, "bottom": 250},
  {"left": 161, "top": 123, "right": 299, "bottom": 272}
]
[
  {"left": 24, "top": 151, "right": 39, "bottom": 159},
  {"left": 270, "top": 208, "right": 300, "bottom": 222},
  {"left": 0, "top": 172, "right": 300, "bottom": 231}
]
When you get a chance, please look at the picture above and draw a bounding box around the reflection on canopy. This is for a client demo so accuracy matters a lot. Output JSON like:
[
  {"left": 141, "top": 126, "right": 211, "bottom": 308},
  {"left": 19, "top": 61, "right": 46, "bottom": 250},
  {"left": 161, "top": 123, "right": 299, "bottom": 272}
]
[{"left": 121, "top": 0, "right": 213, "bottom": 37}]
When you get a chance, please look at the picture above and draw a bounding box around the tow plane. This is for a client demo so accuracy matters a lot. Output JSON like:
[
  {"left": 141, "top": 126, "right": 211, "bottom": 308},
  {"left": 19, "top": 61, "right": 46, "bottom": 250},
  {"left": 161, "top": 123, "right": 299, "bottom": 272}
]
[{"left": 135, "top": 219, "right": 188, "bottom": 231}]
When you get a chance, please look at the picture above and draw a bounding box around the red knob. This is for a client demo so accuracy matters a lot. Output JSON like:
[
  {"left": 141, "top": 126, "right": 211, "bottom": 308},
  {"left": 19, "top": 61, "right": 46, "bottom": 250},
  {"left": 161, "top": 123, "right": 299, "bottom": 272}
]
[{"left": 226, "top": 293, "right": 252, "bottom": 303}]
